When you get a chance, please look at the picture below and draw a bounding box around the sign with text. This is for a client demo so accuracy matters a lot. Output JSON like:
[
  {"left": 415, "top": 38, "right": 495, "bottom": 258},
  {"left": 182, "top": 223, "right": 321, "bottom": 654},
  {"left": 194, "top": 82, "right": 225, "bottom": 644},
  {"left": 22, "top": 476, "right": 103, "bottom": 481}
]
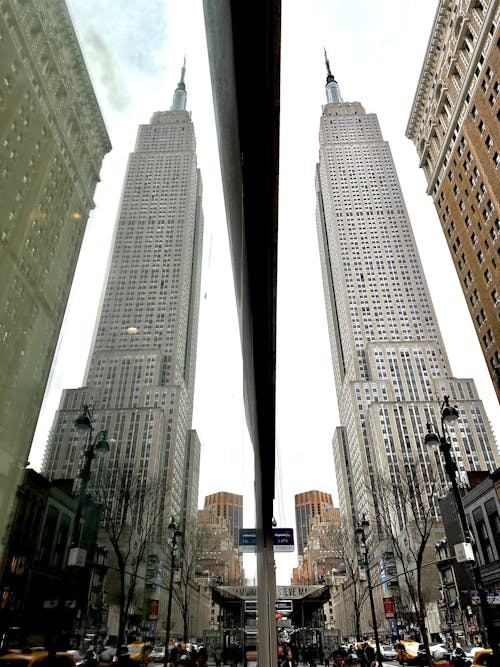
[{"left": 238, "top": 528, "right": 294, "bottom": 552}]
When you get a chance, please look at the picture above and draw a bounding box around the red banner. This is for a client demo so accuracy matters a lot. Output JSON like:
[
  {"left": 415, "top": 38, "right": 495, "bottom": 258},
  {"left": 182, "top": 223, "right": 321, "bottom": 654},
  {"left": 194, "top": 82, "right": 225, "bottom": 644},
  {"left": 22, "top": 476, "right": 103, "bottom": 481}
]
[
  {"left": 149, "top": 599, "right": 159, "bottom": 620},
  {"left": 383, "top": 597, "right": 394, "bottom": 619}
]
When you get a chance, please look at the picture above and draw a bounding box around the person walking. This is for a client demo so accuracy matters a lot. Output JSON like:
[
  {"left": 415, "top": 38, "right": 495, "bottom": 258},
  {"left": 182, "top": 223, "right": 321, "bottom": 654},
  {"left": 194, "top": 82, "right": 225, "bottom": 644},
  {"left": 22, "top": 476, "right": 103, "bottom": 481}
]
[{"left": 214, "top": 647, "right": 223, "bottom": 667}]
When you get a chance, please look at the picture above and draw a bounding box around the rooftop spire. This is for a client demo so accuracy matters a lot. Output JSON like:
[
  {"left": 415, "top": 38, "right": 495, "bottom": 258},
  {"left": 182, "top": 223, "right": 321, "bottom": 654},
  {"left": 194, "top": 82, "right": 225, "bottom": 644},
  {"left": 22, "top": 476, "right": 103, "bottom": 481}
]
[
  {"left": 324, "top": 48, "right": 343, "bottom": 104},
  {"left": 171, "top": 56, "right": 187, "bottom": 111}
]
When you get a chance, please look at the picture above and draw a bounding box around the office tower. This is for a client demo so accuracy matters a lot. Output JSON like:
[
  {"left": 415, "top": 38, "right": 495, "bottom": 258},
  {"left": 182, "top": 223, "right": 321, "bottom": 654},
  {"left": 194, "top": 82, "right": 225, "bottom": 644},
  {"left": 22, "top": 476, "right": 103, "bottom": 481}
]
[
  {"left": 294, "top": 490, "right": 333, "bottom": 557},
  {"left": 407, "top": 0, "right": 500, "bottom": 401},
  {"left": 0, "top": 0, "right": 110, "bottom": 562},
  {"left": 315, "top": 58, "right": 499, "bottom": 537},
  {"left": 43, "top": 64, "right": 204, "bottom": 545},
  {"left": 204, "top": 491, "right": 243, "bottom": 548}
]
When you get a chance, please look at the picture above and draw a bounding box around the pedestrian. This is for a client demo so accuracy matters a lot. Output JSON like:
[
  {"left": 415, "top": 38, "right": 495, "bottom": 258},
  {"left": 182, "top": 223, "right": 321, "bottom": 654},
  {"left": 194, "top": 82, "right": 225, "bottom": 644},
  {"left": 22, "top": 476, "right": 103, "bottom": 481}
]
[
  {"left": 324, "top": 649, "right": 330, "bottom": 667},
  {"left": 344, "top": 655, "right": 362, "bottom": 667},
  {"left": 214, "top": 647, "right": 223, "bottom": 667},
  {"left": 285, "top": 649, "right": 298, "bottom": 667}
]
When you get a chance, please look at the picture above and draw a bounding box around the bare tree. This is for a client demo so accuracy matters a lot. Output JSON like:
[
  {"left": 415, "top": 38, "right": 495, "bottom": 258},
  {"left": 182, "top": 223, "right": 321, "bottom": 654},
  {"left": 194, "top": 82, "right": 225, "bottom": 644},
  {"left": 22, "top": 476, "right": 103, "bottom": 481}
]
[
  {"left": 338, "top": 530, "right": 370, "bottom": 641},
  {"left": 172, "top": 521, "right": 228, "bottom": 642},
  {"left": 93, "top": 469, "right": 163, "bottom": 650},
  {"left": 371, "top": 466, "right": 441, "bottom": 667}
]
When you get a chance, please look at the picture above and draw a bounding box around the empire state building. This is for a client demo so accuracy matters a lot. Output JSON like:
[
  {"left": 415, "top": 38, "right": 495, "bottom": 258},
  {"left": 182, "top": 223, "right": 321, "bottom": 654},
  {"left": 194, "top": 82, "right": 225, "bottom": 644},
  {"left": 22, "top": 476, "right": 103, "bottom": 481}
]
[
  {"left": 43, "top": 64, "right": 204, "bottom": 541},
  {"left": 315, "top": 57, "right": 499, "bottom": 536}
]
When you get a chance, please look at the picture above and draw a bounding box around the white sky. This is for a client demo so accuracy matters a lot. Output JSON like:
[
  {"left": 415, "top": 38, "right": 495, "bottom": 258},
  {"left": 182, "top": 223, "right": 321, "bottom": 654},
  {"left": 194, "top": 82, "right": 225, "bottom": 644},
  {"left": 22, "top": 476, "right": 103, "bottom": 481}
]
[{"left": 30, "top": 1, "right": 500, "bottom": 584}]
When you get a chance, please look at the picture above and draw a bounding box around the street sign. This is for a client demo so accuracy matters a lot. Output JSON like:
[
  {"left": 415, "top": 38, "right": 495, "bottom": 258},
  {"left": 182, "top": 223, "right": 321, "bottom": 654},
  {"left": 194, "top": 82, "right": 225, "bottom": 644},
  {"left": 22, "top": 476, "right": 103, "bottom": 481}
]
[
  {"left": 487, "top": 591, "right": 500, "bottom": 605},
  {"left": 276, "top": 600, "right": 293, "bottom": 613},
  {"left": 470, "top": 590, "right": 500, "bottom": 605},
  {"left": 273, "top": 528, "right": 294, "bottom": 552},
  {"left": 245, "top": 599, "right": 293, "bottom": 614},
  {"left": 239, "top": 529, "right": 256, "bottom": 553},
  {"left": 239, "top": 528, "right": 295, "bottom": 553}
]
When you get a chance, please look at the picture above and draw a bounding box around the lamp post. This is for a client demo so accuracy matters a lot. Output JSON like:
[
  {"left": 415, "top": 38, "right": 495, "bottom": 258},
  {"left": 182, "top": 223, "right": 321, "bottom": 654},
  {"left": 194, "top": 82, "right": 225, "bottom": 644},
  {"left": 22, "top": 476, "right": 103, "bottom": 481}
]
[
  {"left": 424, "top": 395, "right": 498, "bottom": 657},
  {"left": 69, "top": 404, "right": 110, "bottom": 560},
  {"left": 355, "top": 517, "right": 382, "bottom": 667},
  {"left": 163, "top": 518, "right": 182, "bottom": 667}
]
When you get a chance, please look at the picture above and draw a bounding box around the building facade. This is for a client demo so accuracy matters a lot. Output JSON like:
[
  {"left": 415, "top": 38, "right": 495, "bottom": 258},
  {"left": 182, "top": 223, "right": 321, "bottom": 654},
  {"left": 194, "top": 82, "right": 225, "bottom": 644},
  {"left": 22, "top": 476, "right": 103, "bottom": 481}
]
[
  {"left": 203, "top": 492, "right": 243, "bottom": 549},
  {"left": 316, "top": 60, "right": 499, "bottom": 539},
  {"left": 0, "top": 469, "right": 105, "bottom": 647},
  {"left": 294, "top": 490, "right": 334, "bottom": 557},
  {"left": 0, "top": 0, "right": 110, "bottom": 564},
  {"left": 407, "top": 0, "right": 500, "bottom": 401},
  {"left": 42, "top": 67, "right": 204, "bottom": 632},
  {"left": 301, "top": 507, "right": 342, "bottom": 585}
]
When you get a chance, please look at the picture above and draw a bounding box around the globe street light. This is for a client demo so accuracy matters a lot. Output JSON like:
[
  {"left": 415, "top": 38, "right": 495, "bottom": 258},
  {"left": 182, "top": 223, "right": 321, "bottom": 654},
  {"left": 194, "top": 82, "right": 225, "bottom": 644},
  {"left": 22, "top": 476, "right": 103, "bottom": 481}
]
[
  {"left": 69, "top": 403, "right": 110, "bottom": 565},
  {"left": 355, "top": 516, "right": 382, "bottom": 667},
  {"left": 163, "top": 518, "right": 182, "bottom": 667},
  {"left": 424, "top": 395, "right": 498, "bottom": 657}
]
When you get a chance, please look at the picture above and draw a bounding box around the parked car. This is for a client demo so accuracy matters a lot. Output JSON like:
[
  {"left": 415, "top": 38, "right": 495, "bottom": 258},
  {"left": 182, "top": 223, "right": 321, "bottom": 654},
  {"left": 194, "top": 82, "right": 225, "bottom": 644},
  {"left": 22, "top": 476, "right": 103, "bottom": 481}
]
[
  {"left": 381, "top": 645, "right": 398, "bottom": 660},
  {"left": 98, "top": 646, "right": 130, "bottom": 667},
  {"left": 0, "top": 649, "right": 76, "bottom": 667},
  {"left": 462, "top": 648, "right": 484, "bottom": 662},
  {"left": 417, "top": 644, "right": 451, "bottom": 666},
  {"left": 67, "top": 650, "right": 97, "bottom": 667},
  {"left": 147, "top": 648, "right": 165, "bottom": 664}
]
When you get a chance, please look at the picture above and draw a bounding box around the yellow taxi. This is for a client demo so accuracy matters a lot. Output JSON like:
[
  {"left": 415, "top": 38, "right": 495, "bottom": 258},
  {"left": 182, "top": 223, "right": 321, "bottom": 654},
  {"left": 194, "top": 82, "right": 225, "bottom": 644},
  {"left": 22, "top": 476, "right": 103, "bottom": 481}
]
[
  {"left": 127, "top": 644, "right": 151, "bottom": 666},
  {"left": 471, "top": 649, "right": 493, "bottom": 667},
  {"left": 0, "top": 649, "right": 75, "bottom": 667},
  {"left": 395, "top": 640, "right": 420, "bottom": 665}
]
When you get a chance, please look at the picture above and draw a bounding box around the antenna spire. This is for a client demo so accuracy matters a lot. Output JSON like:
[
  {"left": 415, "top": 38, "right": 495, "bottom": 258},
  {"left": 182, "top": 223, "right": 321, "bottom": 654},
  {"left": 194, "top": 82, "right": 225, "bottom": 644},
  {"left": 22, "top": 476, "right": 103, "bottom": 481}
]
[
  {"left": 171, "top": 57, "right": 187, "bottom": 111},
  {"left": 323, "top": 48, "right": 343, "bottom": 104}
]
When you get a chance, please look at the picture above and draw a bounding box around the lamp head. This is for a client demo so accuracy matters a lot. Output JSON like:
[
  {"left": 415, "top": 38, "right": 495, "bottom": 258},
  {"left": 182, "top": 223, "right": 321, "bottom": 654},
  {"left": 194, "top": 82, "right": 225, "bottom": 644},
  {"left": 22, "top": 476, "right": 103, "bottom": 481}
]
[
  {"left": 75, "top": 411, "right": 92, "bottom": 431},
  {"left": 441, "top": 395, "right": 459, "bottom": 424},
  {"left": 94, "top": 431, "right": 110, "bottom": 455},
  {"left": 424, "top": 423, "right": 440, "bottom": 447}
]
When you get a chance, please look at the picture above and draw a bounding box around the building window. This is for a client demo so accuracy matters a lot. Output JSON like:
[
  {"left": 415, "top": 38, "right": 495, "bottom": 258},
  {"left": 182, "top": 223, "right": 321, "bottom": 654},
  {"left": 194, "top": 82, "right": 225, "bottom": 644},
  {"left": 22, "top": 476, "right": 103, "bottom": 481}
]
[{"left": 474, "top": 510, "right": 494, "bottom": 564}]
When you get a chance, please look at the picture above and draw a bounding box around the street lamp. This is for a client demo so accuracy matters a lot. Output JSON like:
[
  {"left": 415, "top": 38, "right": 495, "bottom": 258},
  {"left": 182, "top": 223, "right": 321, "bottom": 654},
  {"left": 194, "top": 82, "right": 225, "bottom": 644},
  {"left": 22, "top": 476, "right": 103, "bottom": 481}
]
[
  {"left": 69, "top": 404, "right": 110, "bottom": 565},
  {"left": 163, "top": 518, "right": 182, "bottom": 667},
  {"left": 424, "top": 395, "right": 498, "bottom": 657},
  {"left": 355, "top": 516, "right": 382, "bottom": 667}
]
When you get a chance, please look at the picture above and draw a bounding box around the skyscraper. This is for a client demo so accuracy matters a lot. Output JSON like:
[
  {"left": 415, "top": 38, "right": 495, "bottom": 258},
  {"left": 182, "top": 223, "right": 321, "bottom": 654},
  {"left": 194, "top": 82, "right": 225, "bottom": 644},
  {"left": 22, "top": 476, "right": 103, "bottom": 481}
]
[
  {"left": 204, "top": 491, "right": 243, "bottom": 548},
  {"left": 315, "top": 56, "right": 499, "bottom": 537},
  {"left": 0, "top": 0, "right": 110, "bottom": 563},
  {"left": 43, "top": 64, "right": 204, "bottom": 544},
  {"left": 406, "top": 0, "right": 500, "bottom": 402},
  {"left": 294, "top": 490, "right": 333, "bottom": 557}
]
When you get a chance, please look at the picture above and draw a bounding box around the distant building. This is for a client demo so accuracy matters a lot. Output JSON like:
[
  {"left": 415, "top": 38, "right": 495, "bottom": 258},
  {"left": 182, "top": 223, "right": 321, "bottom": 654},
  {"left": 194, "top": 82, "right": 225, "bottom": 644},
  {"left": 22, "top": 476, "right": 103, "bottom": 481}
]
[
  {"left": 0, "top": 0, "right": 110, "bottom": 564},
  {"left": 204, "top": 492, "right": 243, "bottom": 549},
  {"left": 407, "top": 0, "right": 500, "bottom": 401},
  {"left": 301, "top": 507, "right": 342, "bottom": 585},
  {"left": 196, "top": 509, "right": 241, "bottom": 586},
  {"left": 294, "top": 490, "right": 334, "bottom": 557}
]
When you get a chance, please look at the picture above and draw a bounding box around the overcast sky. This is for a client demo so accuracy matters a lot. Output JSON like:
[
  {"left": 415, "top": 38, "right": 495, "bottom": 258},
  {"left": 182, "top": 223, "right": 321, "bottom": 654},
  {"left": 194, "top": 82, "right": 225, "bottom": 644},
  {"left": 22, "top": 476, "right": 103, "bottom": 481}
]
[{"left": 30, "top": 1, "right": 500, "bottom": 583}]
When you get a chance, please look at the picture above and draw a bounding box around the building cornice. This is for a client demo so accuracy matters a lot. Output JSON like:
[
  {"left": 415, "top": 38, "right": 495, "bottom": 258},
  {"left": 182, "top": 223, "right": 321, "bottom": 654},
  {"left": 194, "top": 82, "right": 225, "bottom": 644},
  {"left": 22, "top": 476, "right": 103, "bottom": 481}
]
[{"left": 406, "top": 0, "right": 451, "bottom": 141}]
